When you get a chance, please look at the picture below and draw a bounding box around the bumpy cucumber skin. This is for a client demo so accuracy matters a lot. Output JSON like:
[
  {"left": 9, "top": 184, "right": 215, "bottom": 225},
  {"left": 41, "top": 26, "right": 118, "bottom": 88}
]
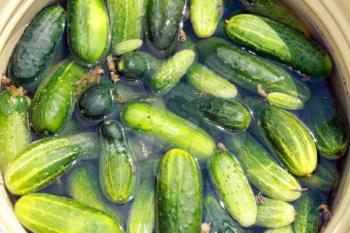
[
  {"left": 197, "top": 38, "right": 310, "bottom": 102},
  {"left": 0, "top": 89, "right": 31, "bottom": 173},
  {"left": 122, "top": 102, "right": 215, "bottom": 160},
  {"left": 67, "top": 0, "right": 110, "bottom": 64},
  {"left": 156, "top": 149, "right": 202, "bottom": 233},
  {"left": 4, "top": 132, "right": 98, "bottom": 195},
  {"left": 228, "top": 133, "right": 301, "bottom": 202},
  {"left": 150, "top": 49, "right": 196, "bottom": 95},
  {"left": 293, "top": 195, "right": 320, "bottom": 233},
  {"left": 15, "top": 193, "right": 123, "bottom": 233},
  {"left": 99, "top": 121, "right": 137, "bottom": 204},
  {"left": 190, "top": 0, "right": 223, "bottom": 38},
  {"left": 264, "top": 225, "right": 294, "bottom": 233},
  {"left": 9, "top": 5, "right": 66, "bottom": 88},
  {"left": 255, "top": 198, "right": 296, "bottom": 228},
  {"left": 261, "top": 107, "right": 317, "bottom": 177},
  {"left": 267, "top": 92, "right": 304, "bottom": 110},
  {"left": 187, "top": 63, "right": 237, "bottom": 98},
  {"left": 209, "top": 150, "right": 257, "bottom": 227},
  {"left": 106, "top": 0, "right": 145, "bottom": 55},
  {"left": 31, "top": 59, "right": 87, "bottom": 135},
  {"left": 225, "top": 14, "right": 332, "bottom": 77},
  {"left": 114, "top": 39, "right": 143, "bottom": 56},
  {"left": 128, "top": 180, "right": 155, "bottom": 233}
]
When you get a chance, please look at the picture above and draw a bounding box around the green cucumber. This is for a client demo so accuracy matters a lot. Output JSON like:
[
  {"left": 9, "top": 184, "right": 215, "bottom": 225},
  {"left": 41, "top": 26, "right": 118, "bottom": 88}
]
[
  {"left": 122, "top": 102, "right": 215, "bottom": 160},
  {"left": 228, "top": 133, "right": 302, "bottom": 202},
  {"left": 15, "top": 193, "right": 123, "bottom": 233},
  {"left": 208, "top": 150, "right": 257, "bottom": 227},
  {"left": 187, "top": 63, "right": 237, "bottom": 98},
  {"left": 150, "top": 49, "right": 195, "bottom": 94},
  {"left": 197, "top": 37, "right": 310, "bottom": 103},
  {"left": 31, "top": 59, "right": 87, "bottom": 135},
  {"left": 99, "top": 120, "right": 138, "bottom": 204},
  {"left": 267, "top": 92, "right": 305, "bottom": 110},
  {"left": 0, "top": 88, "right": 31, "bottom": 173},
  {"left": 67, "top": 0, "right": 110, "bottom": 65},
  {"left": 156, "top": 149, "right": 202, "bottom": 233},
  {"left": 255, "top": 198, "right": 296, "bottom": 228},
  {"left": 4, "top": 132, "right": 99, "bottom": 195},
  {"left": 107, "top": 0, "right": 145, "bottom": 55},
  {"left": 261, "top": 106, "right": 317, "bottom": 177},
  {"left": 114, "top": 39, "right": 143, "bottom": 56},
  {"left": 293, "top": 195, "right": 321, "bottom": 233},
  {"left": 9, "top": 5, "right": 66, "bottom": 89},
  {"left": 265, "top": 225, "right": 294, "bottom": 233},
  {"left": 190, "top": 0, "right": 223, "bottom": 38},
  {"left": 66, "top": 163, "right": 125, "bottom": 225},
  {"left": 225, "top": 14, "right": 332, "bottom": 77},
  {"left": 128, "top": 180, "right": 155, "bottom": 233}
]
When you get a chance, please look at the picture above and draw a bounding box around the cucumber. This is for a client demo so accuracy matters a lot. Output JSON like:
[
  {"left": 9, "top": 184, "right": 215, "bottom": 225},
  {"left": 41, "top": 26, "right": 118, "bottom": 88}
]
[
  {"left": 106, "top": 0, "right": 145, "bottom": 55},
  {"left": 145, "top": 0, "right": 186, "bottom": 53},
  {"left": 197, "top": 38, "right": 310, "bottom": 103},
  {"left": 266, "top": 92, "right": 304, "bottom": 110},
  {"left": 228, "top": 133, "right": 302, "bottom": 202},
  {"left": 261, "top": 106, "right": 317, "bottom": 177},
  {"left": 15, "top": 193, "right": 123, "bottom": 233},
  {"left": 8, "top": 5, "right": 66, "bottom": 89},
  {"left": 187, "top": 63, "right": 237, "bottom": 98},
  {"left": 190, "top": 0, "right": 223, "bottom": 38},
  {"left": 225, "top": 14, "right": 332, "bottom": 77},
  {"left": 255, "top": 198, "right": 296, "bottom": 228},
  {"left": 293, "top": 195, "right": 321, "bottom": 233},
  {"left": 99, "top": 120, "right": 138, "bottom": 204},
  {"left": 31, "top": 59, "right": 87, "bottom": 135},
  {"left": 66, "top": 162, "right": 125, "bottom": 225},
  {"left": 208, "top": 150, "right": 257, "bottom": 227},
  {"left": 265, "top": 225, "right": 294, "bottom": 233},
  {"left": 156, "top": 149, "right": 202, "bottom": 233},
  {"left": 150, "top": 49, "right": 196, "bottom": 95},
  {"left": 128, "top": 180, "right": 155, "bottom": 233},
  {"left": 113, "top": 39, "right": 143, "bottom": 56},
  {"left": 67, "top": 0, "right": 110, "bottom": 65},
  {"left": 122, "top": 102, "right": 215, "bottom": 160},
  {"left": 4, "top": 132, "right": 99, "bottom": 195},
  {"left": 0, "top": 88, "right": 31, "bottom": 173}
]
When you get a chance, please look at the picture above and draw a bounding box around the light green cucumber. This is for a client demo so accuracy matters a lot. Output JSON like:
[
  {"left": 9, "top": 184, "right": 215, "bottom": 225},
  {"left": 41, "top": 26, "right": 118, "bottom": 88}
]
[
  {"left": 114, "top": 39, "right": 143, "bottom": 56},
  {"left": 265, "top": 225, "right": 294, "bottom": 233},
  {"left": 293, "top": 194, "right": 321, "bottom": 233},
  {"left": 267, "top": 92, "right": 305, "bottom": 110}
]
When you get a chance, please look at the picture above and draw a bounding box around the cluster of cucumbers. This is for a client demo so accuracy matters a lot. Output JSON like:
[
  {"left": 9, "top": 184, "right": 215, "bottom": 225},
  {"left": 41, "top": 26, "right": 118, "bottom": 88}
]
[{"left": 0, "top": 0, "right": 348, "bottom": 232}]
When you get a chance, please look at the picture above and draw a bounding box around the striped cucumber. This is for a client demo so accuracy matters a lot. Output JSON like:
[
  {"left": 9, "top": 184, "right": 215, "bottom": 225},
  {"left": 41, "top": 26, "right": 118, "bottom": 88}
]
[
  {"left": 228, "top": 133, "right": 302, "bottom": 202},
  {"left": 15, "top": 193, "right": 123, "bottom": 233},
  {"left": 0, "top": 87, "right": 31, "bottom": 173},
  {"left": 99, "top": 120, "right": 138, "bottom": 204},
  {"left": 31, "top": 59, "right": 87, "bottom": 135},
  {"left": 265, "top": 225, "right": 294, "bottom": 233},
  {"left": 225, "top": 14, "right": 332, "bottom": 77},
  {"left": 293, "top": 195, "right": 321, "bottom": 233},
  {"left": 106, "top": 0, "right": 145, "bottom": 55},
  {"left": 122, "top": 102, "right": 215, "bottom": 160},
  {"left": 208, "top": 150, "right": 257, "bottom": 227},
  {"left": 156, "top": 149, "right": 202, "bottom": 233},
  {"left": 190, "top": 0, "right": 223, "bottom": 38},
  {"left": 8, "top": 5, "right": 66, "bottom": 89},
  {"left": 4, "top": 132, "right": 99, "bottom": 195},
  {"left": 113, "top": 39, "right": 143, "bottom": 56},
  {"left": 267, "top": 92, "right": 304, "bottom": 110},
  {"left": 67, "top": 0, "right": 110, "bottom": 65},
  {"left": 255, "top": 198, "right": 296, "bottom": 228}
]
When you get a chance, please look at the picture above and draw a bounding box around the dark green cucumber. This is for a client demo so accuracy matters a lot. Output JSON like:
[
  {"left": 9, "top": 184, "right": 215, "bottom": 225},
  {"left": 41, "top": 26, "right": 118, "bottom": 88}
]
[
  {"left": 128, "top": 180, "right": 155, "bottom": 233},
  {"left": 0, "top": 88, "right": 31, "bottom": 173},
  {"left": 106, "top": 0, "right": 145, "bottom": 55},
  {"left": 122, "top": 102, "right": 215, "bottom": 160},
  {"left": 197, "top": 37, "right": 310, "bottom": 104},
  {"left": 145, "top": 0, "right": 186, "bottom": 53},
  {"left": 99, "top": 120, "right": 138, "bottom": 204},
  {"left": 255, "top": 198, "right": 296, "bottom": 228},
  {"left": 113, "top": 39, "right": 143, "bottom": 56},
  {"left": 67, "top": 0, "right": 110, "bottom": 65},
  {"left": 225, "top": 14, "right": 332, "bottom": 77},
  {"left": 4, "top": 132, "right": 99, "bottom": 195},
  {"left": 150, "top": 49, "right": 196, "bottom": 95},
  {"left": 208, "top": 150, "right": 257, "bottom": 227},
  {"left": 293, "top": 195, "right": 321, "bottom": 233},
  {"left": 31, "top": 59, "right": 87, "bottom": 135},
  {"left": 8, "top": 5, "right": 66, "bottom": 89},
  {"left": 228, "top": 133, "right": 302, "bottom": 202},
  {"left": 190, "top": 0, "right": 223, "bottom": 38},
  {"left": 156, "top": 149, "right": 202, "bottom": 233},
  {"left": 265, "top": 225, "right": 294, "bottom": 233},
  {"left": 15, "top": 193, "right": 123, "bottom": 233}
]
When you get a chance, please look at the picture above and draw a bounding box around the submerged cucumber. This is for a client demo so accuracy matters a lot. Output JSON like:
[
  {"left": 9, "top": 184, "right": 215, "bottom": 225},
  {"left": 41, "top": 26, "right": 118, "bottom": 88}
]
[
  {"left": 15, "top": 193, "right": 123, "bottom": 233},
  {"left": 156, "top": 149, "right": 202, "bottom": 233},
  {"left": 293, "top": 194, "right": 321, "bottom": 233},
  {"left": 265, "top": 225, "right": 294, "bottom": 233},
  {"left": 113, "top": 39, "right": 143, "bottom": 56}
]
